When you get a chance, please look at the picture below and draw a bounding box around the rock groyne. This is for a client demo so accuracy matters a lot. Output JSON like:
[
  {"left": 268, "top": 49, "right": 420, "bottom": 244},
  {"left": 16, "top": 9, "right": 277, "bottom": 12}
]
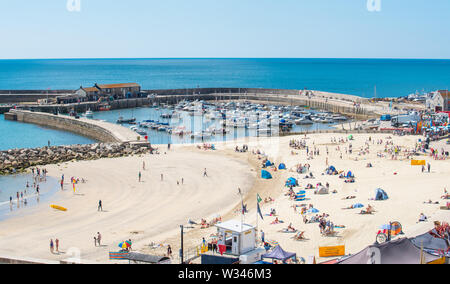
[{"left": 0, "top": 142, "right": 152, "bottom": 175}]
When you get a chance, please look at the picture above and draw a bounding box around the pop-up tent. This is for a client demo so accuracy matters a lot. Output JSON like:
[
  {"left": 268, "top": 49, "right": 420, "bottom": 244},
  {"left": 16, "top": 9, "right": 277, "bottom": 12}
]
[
  {"left": 336, "top": 238, "right": 441, "bottom": 264},
  {"left": 346, "top": 171, "right": 354, "bottom": 178},
  {"left": 326, "top": 166, "right": 337, "bottom": 175},
  {"left": 307, "top": 207, "right": 319, "bottom": 214},
  {"left": 285, "top": 177, "right": 298, "bottom": 187},
  {"left": 278, "top": 163, "right": 287, "bottom": 170},
  {"left": 261, "top": 170, "right": 273, "bottom": 179},
  {"left": 265, "top": 160, "right": 274, "bottom": 167},
  {"left": 375, "top": 188, "right": 389, "bottom": 200},
  {"left": 315, "top": 186, "right": 329, "bottom": 195},
  {"left": 261, "top": 245, "right": 296, "bottom": 263}
]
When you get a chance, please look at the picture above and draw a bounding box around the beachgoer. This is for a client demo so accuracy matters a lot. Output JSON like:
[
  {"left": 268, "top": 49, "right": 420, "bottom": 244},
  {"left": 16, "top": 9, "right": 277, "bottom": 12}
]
[
  {"left": 139, "top": 171, "right": 142, "bottom": 182},
  {"left": 97, "top": 232, "right": 102, "bottom": 246},
  {"left": 55, "top": 239, "right": 59, "bottom": 252},
  {"left": 50, "top": 239, "right": 54, "bottom": 254},
  {"left": 167, "top": 245, "right": 172, "bottom": 258},
  {"left": 203, "top": 168, "right": 208, "bottom": 177},
  {"left": 98, "top": 200, "right": 103, "bottom": 211}
]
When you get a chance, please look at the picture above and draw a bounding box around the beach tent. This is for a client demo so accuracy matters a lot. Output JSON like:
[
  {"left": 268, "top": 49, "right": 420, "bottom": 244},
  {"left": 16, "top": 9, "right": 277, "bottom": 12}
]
[
  {"left": 261, "top": 170, "right": 273, "bottom": 179},
  {"left": 326, "top": 166, "right": 337, "bottom": 175},
  {"left": 375, "top": 188, "right": 389, "bottom": 200},
  {"left": 336, "top": 238, "right": 441, "bottom": 264},
  {"left": 346, "top": 171, "right": 354, "bottom": 178},
  {"left": 265, "top": 160, "right": 274, "bottom": 167},
  {"left": 278, "top": 163, "right": 287, "bottom": 170},
  {"left": 262, "top": 245, "right": 296, "bottom": 262},
  {"left": 307, "top": 208, "right": 319, "bottom": 214},
  {"left": 285, "top": 177, "right": 297, "bottom": 187},
  {"left": 315, "top": 186, "right": 329, "bottom": 195},
  {"left": 353, "top": 203, "right": 364, "bottom": 208}
]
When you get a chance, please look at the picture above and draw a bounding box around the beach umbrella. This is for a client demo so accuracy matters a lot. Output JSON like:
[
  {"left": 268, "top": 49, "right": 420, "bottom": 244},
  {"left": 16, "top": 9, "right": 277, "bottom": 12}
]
[{"left": 118, "top": 240, "right": 132, "bottom": 249}]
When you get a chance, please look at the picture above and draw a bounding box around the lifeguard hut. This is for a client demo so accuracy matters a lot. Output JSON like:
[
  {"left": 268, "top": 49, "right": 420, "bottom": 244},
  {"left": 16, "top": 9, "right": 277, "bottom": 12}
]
[{"left": 214, "top": 220, "right": 265, "bottom": 264}]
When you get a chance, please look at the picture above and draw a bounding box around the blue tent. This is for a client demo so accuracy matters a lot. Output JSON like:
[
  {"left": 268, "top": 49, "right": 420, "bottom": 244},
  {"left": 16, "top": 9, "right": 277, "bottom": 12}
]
[
  {"left": 261, "top": 170, "right": 273, "bottom": 179},
  {"left": 307, "top": 208, "right": 319, "bottom": 214},
  {"left": 346, "top": 171, "right": 354, "bottom": 178},
  {"left": 329, "top": 166, "right": 336, "bottom": 172},
  {"left": 278, "top": 163, "right": 287, "bottom": 170},
  {"left": 375, "top": 188, "right": 389, "bottom": 200},
  {"left": 285, "top": 177, "right": 297, "bottom": 187},
  {"left": 265, "top": 160, "right": 274, "bottom": 167}
]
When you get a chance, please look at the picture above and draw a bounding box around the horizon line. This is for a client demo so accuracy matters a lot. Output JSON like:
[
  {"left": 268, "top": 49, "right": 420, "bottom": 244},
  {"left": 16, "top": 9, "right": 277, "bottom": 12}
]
[{"left": 1, "top": 57, "right": 450, "bottom": 61}]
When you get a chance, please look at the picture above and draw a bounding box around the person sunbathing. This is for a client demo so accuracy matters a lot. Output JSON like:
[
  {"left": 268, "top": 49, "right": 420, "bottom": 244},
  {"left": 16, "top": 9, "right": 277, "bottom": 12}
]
[
  {"left": 360, "top": 205, "right": 374, "bottom": 214},
  {"left": 287, "top": 223, "right": 296, "bottom": 232},
  {"left": 271, "top": 217, "right": 282, "bottom": 225},
  {"left": 293, "top": 231, "right": 306, "bottom": 241},
  {"left": 342, "top": 196, "right": 356, "bottom": 200},
  {"left": 423, "top": 200, "right": 439, "bottom": 204}
]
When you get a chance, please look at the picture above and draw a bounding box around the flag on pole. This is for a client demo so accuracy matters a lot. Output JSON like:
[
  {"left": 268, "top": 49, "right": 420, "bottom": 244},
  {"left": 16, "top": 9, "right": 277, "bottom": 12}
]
[{"left": 257, "top": 202, "right": 264, "bottom": 220}]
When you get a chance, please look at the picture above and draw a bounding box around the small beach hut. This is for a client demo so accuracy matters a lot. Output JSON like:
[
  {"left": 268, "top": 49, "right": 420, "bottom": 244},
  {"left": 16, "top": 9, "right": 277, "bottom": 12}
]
[
  {"left": 278, "top": 163, "right": 287, "bottom": 170},
  {"left": 261, "top": 170, "right": 273, "bottom": 179},
  {"left": 375, "top": 188, "right": 389, "bottom": 200}
]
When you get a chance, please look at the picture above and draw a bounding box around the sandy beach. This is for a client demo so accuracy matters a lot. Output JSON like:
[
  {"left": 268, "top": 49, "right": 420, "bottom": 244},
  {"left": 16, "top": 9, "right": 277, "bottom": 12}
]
[
  {"left": 0, "top": 147, "right": 254, "bottom": 263},
  {"left": 0, "top": 133, "right": 448, "bottom": 263}
]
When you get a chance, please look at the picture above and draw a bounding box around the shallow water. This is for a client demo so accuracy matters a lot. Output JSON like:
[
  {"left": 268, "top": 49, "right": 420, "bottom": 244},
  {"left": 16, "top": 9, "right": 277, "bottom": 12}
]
[{"left": 0, "top": 173, "right": 60, "bottom": 220}]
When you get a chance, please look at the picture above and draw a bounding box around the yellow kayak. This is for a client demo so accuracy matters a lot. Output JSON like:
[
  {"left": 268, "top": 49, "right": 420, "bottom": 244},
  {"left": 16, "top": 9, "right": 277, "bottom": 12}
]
[{"left": 51, "top": 205, "right": 67, "bottom": 212}]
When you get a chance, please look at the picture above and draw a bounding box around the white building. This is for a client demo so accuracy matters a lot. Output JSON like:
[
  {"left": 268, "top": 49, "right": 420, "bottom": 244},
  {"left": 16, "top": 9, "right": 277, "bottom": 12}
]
[
  {"left": 214, "top": 220, "right": 266, "bottom": 264},
  {"left": 426, "top": 90, "right": 450, "bottom": 112}
]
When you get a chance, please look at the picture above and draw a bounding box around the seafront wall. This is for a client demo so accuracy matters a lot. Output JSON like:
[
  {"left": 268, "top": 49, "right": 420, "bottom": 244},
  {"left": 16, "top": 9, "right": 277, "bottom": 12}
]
[{"left": 5, "top": 109, "right": 143, "bottom": 144}]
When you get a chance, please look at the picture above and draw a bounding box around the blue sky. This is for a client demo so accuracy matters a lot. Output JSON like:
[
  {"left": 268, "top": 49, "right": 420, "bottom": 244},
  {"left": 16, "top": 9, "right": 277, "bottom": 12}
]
[{"left": 0, "top": 0, "right": 449, "bottom": 59}]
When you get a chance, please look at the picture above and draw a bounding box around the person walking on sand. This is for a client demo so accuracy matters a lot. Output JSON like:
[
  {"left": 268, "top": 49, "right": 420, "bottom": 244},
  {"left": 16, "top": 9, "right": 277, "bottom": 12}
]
[
  {"left": 142, "top": 161, "right": 145, "bottom": 171},
  {"left": 139, "top": 171, "right": 142, "bottom": 182},
  {"left": 50, "top": 239, "right": 54, "bottom": 254},
  {"left": 97, "top": 232, "right": 102, "bottom": 246},
  {"left": 203, "top": 168, "right": 208, "bottom": 177},
  {"left": 55, "top": 238, "right": 59, "bottom": 253},
  {"left": 167, "top": 245, "right": 172, "bottom": 258},
  {"left": 427, "top": 163, "right": 431, "bottom": 173},
  {"left": 98, "top": 200, "right": 103, "bottom": 212}
]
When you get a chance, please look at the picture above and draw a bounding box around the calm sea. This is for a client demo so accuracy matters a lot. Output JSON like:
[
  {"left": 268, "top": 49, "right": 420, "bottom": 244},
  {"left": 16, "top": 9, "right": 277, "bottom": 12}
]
[
  {"left": 0, "top": 58, "right": 449, "bottom": 97},
  {"left": 0, "top": 58, "right": 449, "bottom": 150}
]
